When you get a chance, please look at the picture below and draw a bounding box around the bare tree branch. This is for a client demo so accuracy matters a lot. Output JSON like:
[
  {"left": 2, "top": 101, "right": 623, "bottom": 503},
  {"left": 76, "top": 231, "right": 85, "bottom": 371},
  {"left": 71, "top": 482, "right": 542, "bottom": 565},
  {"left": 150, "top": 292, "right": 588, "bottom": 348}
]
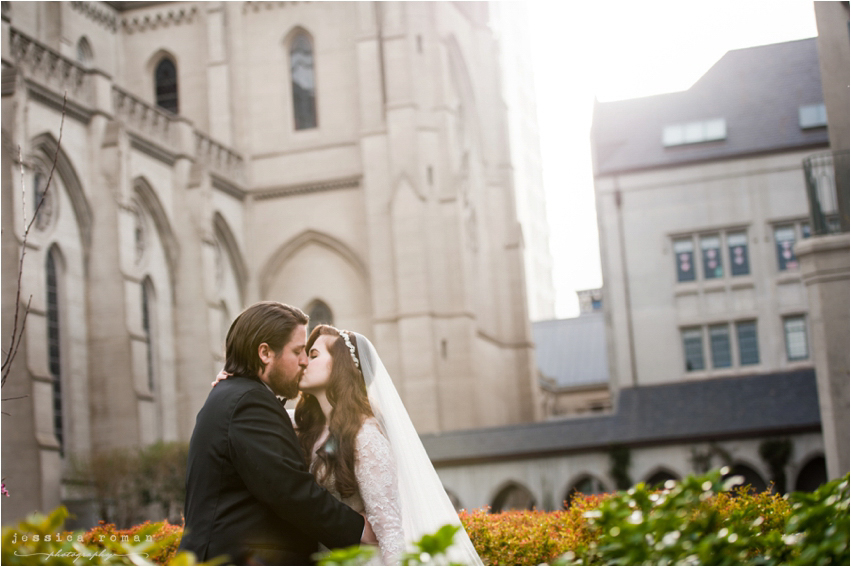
[{"left": 1, "top": 92, "right": 67, "bottom": 387}]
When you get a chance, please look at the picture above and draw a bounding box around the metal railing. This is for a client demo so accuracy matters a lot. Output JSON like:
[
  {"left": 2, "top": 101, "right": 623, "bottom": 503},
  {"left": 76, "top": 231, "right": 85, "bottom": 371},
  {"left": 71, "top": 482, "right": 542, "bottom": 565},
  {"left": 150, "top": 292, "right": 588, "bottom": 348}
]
[{"left": 803, "top": 150, "right": 849, "bottom": 235}]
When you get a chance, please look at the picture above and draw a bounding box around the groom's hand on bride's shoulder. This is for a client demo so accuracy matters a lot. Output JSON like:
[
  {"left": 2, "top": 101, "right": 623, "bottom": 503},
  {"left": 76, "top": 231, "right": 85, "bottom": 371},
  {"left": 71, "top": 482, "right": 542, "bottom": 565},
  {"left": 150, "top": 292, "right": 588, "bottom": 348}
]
[
  {"left": 211, "top": 369, "right": 232, "bottom": 388},
  {"left": 360, "top": 516, "right": 378, "bottom": 545}
]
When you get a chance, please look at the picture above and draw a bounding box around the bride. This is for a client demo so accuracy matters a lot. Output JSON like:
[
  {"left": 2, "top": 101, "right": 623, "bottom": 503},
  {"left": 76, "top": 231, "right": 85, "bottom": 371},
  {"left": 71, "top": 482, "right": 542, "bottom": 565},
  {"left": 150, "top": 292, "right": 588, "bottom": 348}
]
[{"left": 220, "top": 324, "right": 482, "bottom": 565}]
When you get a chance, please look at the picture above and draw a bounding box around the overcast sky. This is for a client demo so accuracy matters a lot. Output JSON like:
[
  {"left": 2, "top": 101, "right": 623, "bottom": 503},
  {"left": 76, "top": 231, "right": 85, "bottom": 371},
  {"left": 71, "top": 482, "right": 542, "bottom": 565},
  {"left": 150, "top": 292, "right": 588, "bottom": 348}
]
[{"left": 526, "top": 0, "right": 819, "bottom": 318}]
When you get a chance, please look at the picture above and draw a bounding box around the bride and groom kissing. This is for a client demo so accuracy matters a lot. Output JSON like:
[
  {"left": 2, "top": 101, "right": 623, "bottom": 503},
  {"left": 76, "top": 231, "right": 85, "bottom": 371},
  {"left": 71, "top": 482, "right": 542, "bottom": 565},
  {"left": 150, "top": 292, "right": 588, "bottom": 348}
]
[{"left": 177, "top": 301, "right": 482, "bottom": 565}]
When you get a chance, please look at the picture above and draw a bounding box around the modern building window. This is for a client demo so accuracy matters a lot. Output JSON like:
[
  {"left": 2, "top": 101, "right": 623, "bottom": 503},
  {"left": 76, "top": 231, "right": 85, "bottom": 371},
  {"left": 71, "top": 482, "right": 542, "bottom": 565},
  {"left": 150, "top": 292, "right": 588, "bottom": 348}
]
[
  {"left": 290, "top": 32, "right": 317, "bottom": 130},
  {"left": 682, "top": 327, "right": 705, "bottom": 371},
  {"left": 727, "top": 231, "right": 750, "bottom": 276},
  {"left": 774, "top": 225, "right": 798, "bottom": 271},
  {"left": 154, "top": 58, "right": 179, "bottom": 114},
  {"left": 46, "top": 251, "right": 64, "bottom": 456},
  {"left": 783, "top": 315, "right": 809, "bottom": 361},
  {"left": 701, "top": 235, "right": 723, "bottom": 279},
  {"left": 709, "top": 324, "right": 732, "bottom": 368},
  {"left": 798, "top": 103, "right": 827, "bottom": 129},
  {"left": 801, "top": 222, "right": 811, "bottom": 239},
  {"left": 663, "top": 118, "right": 726, "bottom": 146},
  {"left": 736, "top": 321, "right": 760, "bottom": 366},
  {"left": 673, "top": 238, "right": 696, "bottom": 282}
]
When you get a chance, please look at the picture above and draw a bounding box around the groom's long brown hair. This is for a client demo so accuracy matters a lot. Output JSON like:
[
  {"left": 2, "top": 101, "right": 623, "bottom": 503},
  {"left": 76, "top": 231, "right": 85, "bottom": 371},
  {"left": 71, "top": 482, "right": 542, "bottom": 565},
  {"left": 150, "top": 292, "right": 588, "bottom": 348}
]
[
  {"left": 296, "top": 325, "right": 374, "bottom": 499},
  {"left": 224, "top": 302, "right": 308, "bottom": 378}
]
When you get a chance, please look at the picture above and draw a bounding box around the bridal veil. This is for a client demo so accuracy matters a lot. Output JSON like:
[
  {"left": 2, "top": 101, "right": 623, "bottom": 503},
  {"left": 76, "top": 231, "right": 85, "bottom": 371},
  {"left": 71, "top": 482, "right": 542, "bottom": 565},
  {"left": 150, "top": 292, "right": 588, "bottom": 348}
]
[{"left": 354, "top": 332, "right": 483, "bottom": 566}]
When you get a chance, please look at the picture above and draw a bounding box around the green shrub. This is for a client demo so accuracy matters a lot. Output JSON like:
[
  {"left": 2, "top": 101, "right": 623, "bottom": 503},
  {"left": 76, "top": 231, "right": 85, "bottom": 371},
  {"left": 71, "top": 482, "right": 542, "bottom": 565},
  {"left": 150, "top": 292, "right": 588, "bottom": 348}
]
[
  {"left": 72, "top": 441, "right": 189, "bottom": 527},
  {"left": 316, "top": 524, "right": 463, "bottom": 566},
  {"left": 555, "top": 470, "right": 849, "bottom": 566}
]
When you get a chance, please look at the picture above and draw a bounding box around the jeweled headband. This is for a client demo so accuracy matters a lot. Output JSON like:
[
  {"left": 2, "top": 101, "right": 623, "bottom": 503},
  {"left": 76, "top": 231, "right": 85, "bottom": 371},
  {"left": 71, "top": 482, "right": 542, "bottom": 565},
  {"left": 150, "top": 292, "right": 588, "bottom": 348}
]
[{"left": 339, "top": 330, "right": 360, "bottom": 369}]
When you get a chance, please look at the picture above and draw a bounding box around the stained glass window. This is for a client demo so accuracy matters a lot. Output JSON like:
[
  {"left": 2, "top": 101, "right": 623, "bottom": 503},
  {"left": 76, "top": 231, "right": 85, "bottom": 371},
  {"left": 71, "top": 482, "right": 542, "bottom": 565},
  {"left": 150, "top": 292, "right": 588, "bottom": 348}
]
[
  {"left": 673, "top": 238, "right": 695, "bottom": 282},
  {"left": 701, "top": 235, "right": 723, "bottom": 279},
  {"left": 727, "top": 232, "right": 750, "bottom": 276},
  {"left": 774, "top": 226, "right": 798, "bottom": 271}
]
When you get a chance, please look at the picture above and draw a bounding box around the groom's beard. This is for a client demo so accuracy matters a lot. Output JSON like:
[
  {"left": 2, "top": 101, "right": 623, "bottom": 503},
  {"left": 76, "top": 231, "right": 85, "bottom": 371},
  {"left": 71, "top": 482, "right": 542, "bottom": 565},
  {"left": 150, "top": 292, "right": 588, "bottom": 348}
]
[{"left": 277, "top": 370, "right": 301, "bottom": 400}]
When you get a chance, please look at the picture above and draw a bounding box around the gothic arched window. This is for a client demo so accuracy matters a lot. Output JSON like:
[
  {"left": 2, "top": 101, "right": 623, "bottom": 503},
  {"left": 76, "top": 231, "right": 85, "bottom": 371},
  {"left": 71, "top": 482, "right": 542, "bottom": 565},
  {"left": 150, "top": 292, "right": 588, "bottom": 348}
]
[
  {"left": 491, "top": 482, "right": 536, "bottom": 513},
  {"left": 290, "top": 32, "right": 317, "bottom": 130},
  {"left": 308, "top": 300, "right": 333, "bottom": 333},
  {"left": 76, "top": 36, "right": 93, "bottom": 67},
  {"left": 141, "top": 278, "right": 157, "bottom": 392},
  {"left": 564, "top": 475, "right": 607, "bottom": 508},
  {"left": 154, "top": 58, "right": 179, "bottom": 114},
  {"left": 46, "top": 250, "right": 64, "bottom": 456}
]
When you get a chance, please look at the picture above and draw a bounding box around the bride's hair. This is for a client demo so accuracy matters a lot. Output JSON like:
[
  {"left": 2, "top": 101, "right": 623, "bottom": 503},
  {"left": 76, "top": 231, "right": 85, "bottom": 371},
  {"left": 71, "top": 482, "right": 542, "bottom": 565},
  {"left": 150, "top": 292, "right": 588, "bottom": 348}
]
[{"left": 296, "top": 324, "right": 373, "bottom": 498}]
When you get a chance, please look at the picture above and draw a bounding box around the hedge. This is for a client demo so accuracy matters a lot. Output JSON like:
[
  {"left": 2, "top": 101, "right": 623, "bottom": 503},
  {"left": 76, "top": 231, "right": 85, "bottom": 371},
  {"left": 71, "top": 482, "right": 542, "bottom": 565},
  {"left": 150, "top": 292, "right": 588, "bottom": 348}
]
[{"left": 2, "top": 470, "right": 847, "bottom": 566}]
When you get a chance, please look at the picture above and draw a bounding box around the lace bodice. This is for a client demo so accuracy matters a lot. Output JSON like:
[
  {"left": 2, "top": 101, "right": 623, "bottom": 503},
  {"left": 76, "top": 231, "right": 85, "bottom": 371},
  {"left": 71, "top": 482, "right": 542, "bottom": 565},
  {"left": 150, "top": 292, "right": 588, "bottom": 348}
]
[{"left": 311, "top": 418, "right": 405, "bottom": 565}]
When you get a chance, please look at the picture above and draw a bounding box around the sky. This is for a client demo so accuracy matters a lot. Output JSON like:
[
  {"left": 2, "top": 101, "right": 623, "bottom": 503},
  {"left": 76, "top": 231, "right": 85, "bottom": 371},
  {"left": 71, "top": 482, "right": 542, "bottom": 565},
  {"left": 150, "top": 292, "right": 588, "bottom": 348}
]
[{"left": 525, "top": 0, "right": 820, "bottom": 318}]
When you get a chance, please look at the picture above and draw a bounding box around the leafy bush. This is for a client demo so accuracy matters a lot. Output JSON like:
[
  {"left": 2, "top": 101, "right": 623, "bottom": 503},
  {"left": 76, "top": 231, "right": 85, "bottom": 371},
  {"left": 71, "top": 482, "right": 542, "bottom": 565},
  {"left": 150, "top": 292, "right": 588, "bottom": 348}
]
[
  {"left": 460, "top": 494, "right": 606, "bottom": 565},
  {"left": 0, "top": 506, "right": 204, "bottom": 565},
  {"left": 72, "top": 441, "right": 188, "bottom": 527},
  {"left": 317, "top": 524, "right": 463, "bottom": 566},
  {"left": 555, "top": 469, "right": 848, "bottom": 566},
  {"left": 7, "top": 470, "right": 845, "bottom": 566}
]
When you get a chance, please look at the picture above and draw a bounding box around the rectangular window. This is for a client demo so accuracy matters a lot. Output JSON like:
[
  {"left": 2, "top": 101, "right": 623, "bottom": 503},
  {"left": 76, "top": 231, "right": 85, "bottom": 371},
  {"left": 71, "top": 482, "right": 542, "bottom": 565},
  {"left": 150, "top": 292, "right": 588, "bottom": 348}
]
[
  {"left": 801, "top": 222, "right": 811, "bottom": 239},
  {"left": 799, "top": 103, "right": 827, "bottom": 129},
  {"left": 682, "top": 328, "right": 705, "bottom": 371},
  {"left": 709, "top": 324, "right": 732, "bottom": 368},
  {"left": 701, "top": 235, "right": 723, "bottom": 279},
  {"left": 784, "top": 316, "right": 809, "bottom": 361},
  {"left": 727, "top": 232, "right": 750, "bottom": 276},
  {"left": 663, "top": 119, "right": 727, "bottom": 146},
  {"left": 774, "top": 226, "right": 798, "bottom": 271},
  {"left": 673, "top": 238, "right": 696, "bottom": 282},
  {"left": 736, "top": 321, "right": 760, "bottom": 365}
]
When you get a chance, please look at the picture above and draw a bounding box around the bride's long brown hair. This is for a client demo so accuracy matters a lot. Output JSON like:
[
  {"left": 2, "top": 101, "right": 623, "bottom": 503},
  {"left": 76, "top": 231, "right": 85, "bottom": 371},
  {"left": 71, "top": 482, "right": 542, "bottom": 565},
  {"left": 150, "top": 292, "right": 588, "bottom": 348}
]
[{"left": 296, "top": 324, "right": 373, "bottom": 498}]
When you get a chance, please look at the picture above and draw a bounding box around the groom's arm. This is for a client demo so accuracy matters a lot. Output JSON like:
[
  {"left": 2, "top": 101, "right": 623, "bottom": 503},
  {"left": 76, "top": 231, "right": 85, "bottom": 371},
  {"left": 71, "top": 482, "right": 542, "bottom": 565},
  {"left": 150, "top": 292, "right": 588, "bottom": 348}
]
[{"left": 228, "top": 388, "right": 365, "bottom": 549}]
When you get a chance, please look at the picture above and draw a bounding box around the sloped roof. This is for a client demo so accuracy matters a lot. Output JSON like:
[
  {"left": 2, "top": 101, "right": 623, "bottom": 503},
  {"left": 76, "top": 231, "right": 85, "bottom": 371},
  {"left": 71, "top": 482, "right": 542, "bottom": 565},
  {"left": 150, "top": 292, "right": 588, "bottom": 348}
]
[
  {"left": 591, "top": 38, "right": 829, "bottom": 176},
  {"left": 421, "top": 369, "right": 821, "bottom": 465},
  {"left": 533, "top": 314, "right": 609, "bottom": 389}
]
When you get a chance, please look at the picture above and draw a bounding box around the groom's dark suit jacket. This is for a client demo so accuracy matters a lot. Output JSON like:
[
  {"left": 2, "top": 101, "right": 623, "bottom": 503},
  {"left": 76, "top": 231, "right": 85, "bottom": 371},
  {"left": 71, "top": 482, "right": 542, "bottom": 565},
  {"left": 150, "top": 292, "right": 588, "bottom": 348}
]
[{"left": 178, "top": 375, "right": 364, "bottom": 565}]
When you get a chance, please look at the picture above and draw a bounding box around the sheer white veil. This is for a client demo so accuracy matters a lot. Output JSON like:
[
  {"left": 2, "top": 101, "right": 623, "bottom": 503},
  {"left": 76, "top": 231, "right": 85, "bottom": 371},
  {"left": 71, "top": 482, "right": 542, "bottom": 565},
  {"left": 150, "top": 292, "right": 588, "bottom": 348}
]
[{"left": 353, "top": 332, "right": 483, "bottom": 566}]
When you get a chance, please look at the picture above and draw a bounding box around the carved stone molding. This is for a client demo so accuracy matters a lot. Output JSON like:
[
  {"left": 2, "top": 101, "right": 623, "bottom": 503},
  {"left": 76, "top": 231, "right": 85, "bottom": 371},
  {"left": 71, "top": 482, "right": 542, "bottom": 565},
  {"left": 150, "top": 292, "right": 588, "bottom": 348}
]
[
  {"left": 122, "top": 7, "right": 198, "bottom": 34},
  {"left": 70, "top": 1, "right": 119, "bottom": 33},
  {"left": 242, "top": 2, "right": 300, "bottom": 14},
  {"left": 254, "top": 176, "right": 361, "bottom": 200}
]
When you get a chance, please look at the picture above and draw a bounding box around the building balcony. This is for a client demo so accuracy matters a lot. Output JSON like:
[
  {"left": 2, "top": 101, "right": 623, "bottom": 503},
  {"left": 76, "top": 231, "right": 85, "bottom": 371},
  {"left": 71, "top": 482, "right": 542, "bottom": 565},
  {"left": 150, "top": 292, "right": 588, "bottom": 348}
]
[{"left": 802, "top": 150, "right": 849, "bottom": 235}]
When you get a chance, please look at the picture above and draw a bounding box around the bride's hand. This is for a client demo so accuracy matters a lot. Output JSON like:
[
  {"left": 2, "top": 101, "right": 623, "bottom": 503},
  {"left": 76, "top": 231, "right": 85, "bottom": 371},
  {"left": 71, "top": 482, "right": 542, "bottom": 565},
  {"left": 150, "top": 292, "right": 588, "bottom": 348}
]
[{"left": 211, "top": 369, "right": 232, "bottom": 388}]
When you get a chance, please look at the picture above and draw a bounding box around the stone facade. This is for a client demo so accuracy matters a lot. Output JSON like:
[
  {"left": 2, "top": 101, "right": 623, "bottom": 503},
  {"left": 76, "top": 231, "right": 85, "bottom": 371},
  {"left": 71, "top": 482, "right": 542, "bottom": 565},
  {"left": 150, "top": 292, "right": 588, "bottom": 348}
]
[{"left": 1, "top": 1, "right": 541, "bottom": 523}]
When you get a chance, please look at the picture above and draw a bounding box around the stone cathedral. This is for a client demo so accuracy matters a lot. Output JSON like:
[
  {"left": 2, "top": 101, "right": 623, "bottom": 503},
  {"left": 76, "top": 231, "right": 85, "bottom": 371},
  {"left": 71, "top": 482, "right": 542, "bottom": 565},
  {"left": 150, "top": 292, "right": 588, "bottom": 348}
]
[{"left": 1, "top": 1, "right": 542, "bottom": 522}]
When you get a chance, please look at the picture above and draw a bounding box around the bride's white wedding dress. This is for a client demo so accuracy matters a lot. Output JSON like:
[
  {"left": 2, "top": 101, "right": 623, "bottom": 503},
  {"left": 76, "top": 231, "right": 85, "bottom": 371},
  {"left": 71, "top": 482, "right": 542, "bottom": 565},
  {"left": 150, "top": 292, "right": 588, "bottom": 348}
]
[
  {"left": 292, "top": 332, "right": 483, "bottom": 566},
  {"left": 310, "top": 417, "right": 405, "bottom": 565}
]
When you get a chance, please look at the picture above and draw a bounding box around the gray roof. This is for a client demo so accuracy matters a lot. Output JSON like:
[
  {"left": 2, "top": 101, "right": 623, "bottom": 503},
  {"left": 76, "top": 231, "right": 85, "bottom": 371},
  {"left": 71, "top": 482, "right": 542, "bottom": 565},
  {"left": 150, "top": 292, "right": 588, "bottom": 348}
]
[
  {"left": 591, "top": 38, "right": 829, "bottom": 176},
  {"left": 421, "top": 369, "right": 821, "bottom": 465},
  {"left": 533, "top": 314, "right": 609, "bottom": 389}
]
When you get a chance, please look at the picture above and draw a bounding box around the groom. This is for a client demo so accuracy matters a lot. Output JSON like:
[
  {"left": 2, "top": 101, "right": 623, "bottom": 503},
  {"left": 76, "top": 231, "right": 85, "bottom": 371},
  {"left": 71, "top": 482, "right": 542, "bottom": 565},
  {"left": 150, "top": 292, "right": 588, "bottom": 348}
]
[{"left": 178, "top": 302, "right": 372, "bottom": 565}]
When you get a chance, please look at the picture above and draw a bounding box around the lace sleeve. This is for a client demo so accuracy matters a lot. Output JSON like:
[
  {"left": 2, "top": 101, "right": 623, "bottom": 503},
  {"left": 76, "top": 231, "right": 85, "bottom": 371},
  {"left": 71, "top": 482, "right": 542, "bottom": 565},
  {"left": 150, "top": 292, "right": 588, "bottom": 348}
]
[{"left": 356, "top": 419, "right": 405, "bottom": 565}]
